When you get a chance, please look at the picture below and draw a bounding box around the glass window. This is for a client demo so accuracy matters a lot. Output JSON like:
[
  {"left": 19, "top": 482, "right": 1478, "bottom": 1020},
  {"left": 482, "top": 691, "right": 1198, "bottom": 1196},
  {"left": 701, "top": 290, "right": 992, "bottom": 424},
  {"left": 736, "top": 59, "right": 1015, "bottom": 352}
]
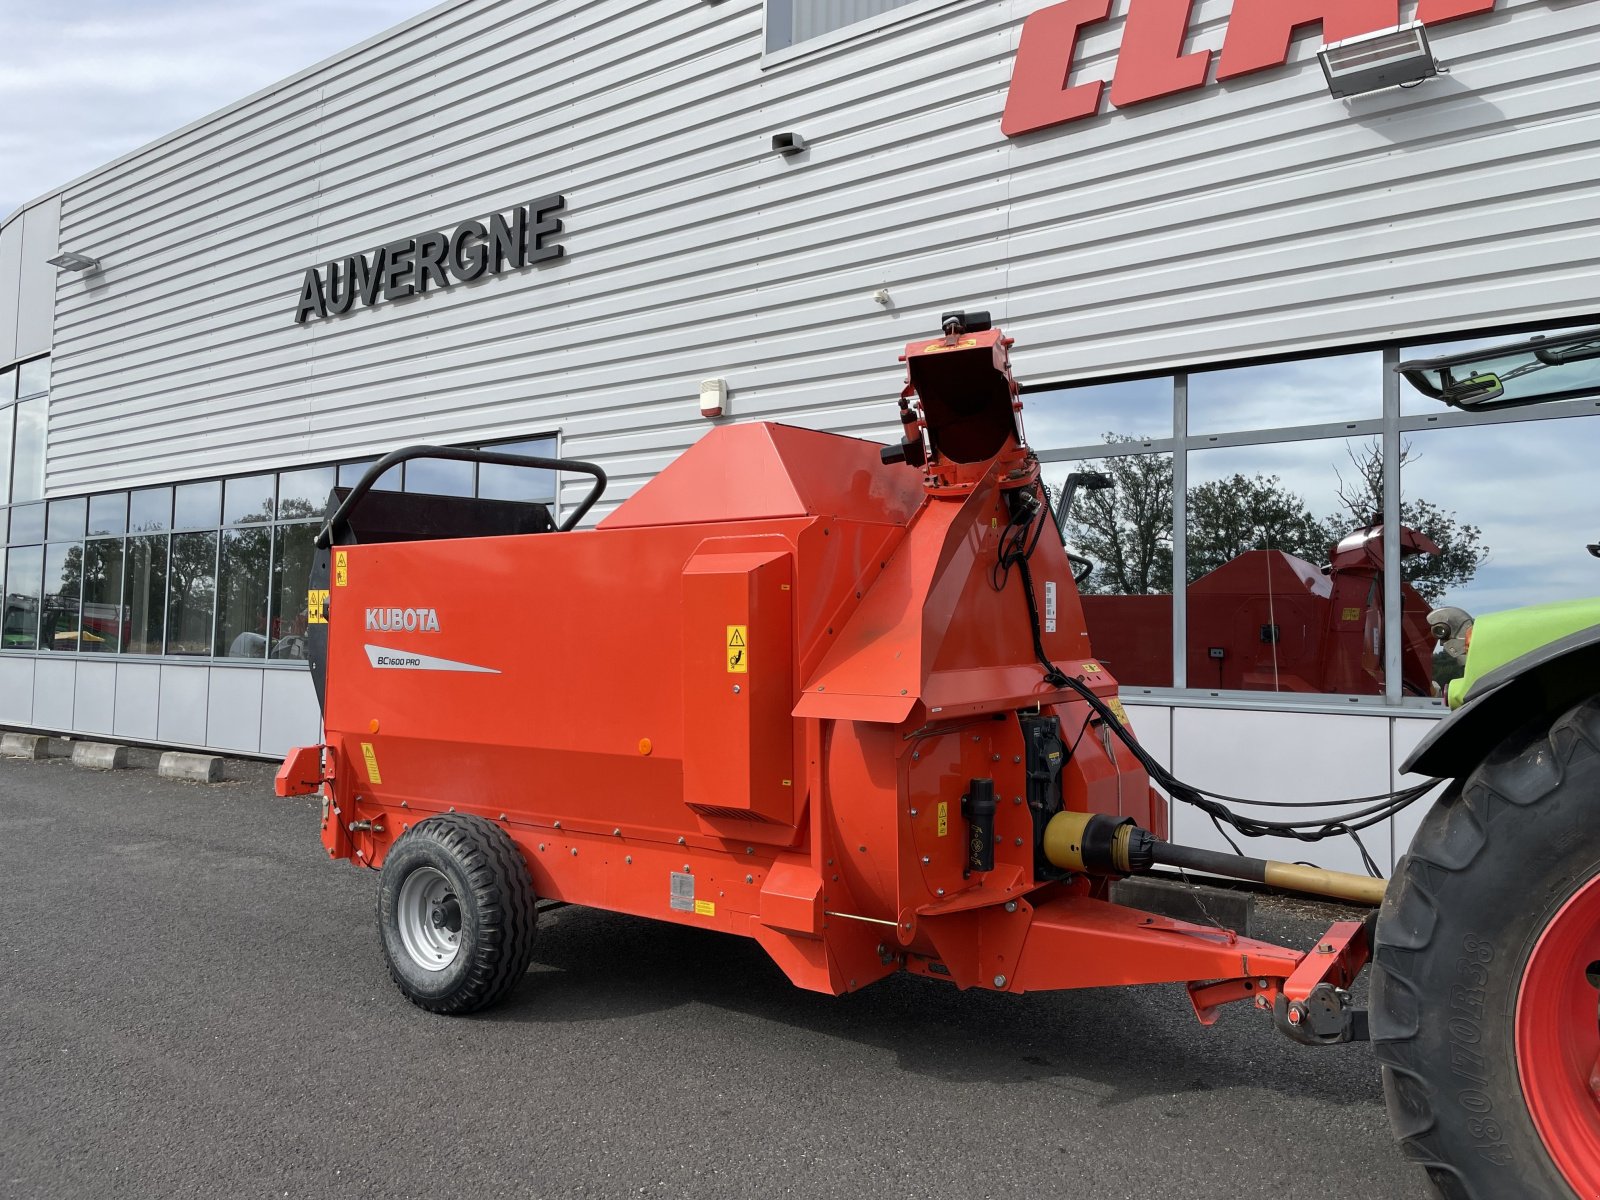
[
  {"left": 11, "top": 396, "right": 46, "bottom": 503},
  {"left": 47, "top": 497, "right": 87, "bottom": 542},
  {"left": 80, "top": 539, "right": 125, "bottom": 654},
  {"left": 87, "top": 493, "right": 128, "bottom": 537},
  {"left": 16, "top": 357, "right": 48, "bottom": 398},
  {"left": 1185, "top": 437, "right": 1416, "bottom": 697},
  {"left": 1188, "top": 352, "right": 1381, "bottom": 435},
  {"left": 0, "top": 405, "right": 12, "bottom": 506},
  {"left": 269, "top": 523, "right": 318, "bottom": 660},
  {"left": 404, "top": 457, "right": 474, "bottom": 497},
  {"left": 338, "top": 460, "right": 401, "bottom": 492},
  {"left": 165, "top": 531, "right": 217, "bottom": 655},
  {"left": 478, "top": 438, "right": 558, "bottom": 502},
  {"left": 1028, "top": 379, "right": 1172, "bottom": 453},
  {"left": 0, "top": 366, "right": 14, "bottom": 402},
  {"left": 1400, "top": 326, "right": 1600, "bottom": 416},
  {"left": 766, "top": 0, "right": 920, "bottom": 51},
  {"left": 223, "top": 474, "right": 275, "bottom": 526},
  {"left": 123, "top": 535, "right": 168, "bottom": 655},
  {"left": 129, "top": 487, "right": 172, "bottom": 533},
  {"left": 277, "top": 466, "right": 336, "bottom": 521},
  {"left": 1048, "top": 453, "right": 1175, "bottom": 687},
  {"left": 8, "top": 503, "right": 44, "bottom": 545},
  {"left": 216, "top": 527, "right": 273, "bottom": 658},
  {"left": 173, "top": 481, "right": 220, "bottom": 531},
  {"left": 3, "top": 545, "right": 43, "bottom": 650},
  {"left": 40, "top": 543, "right": 82, "bottom": 652}
]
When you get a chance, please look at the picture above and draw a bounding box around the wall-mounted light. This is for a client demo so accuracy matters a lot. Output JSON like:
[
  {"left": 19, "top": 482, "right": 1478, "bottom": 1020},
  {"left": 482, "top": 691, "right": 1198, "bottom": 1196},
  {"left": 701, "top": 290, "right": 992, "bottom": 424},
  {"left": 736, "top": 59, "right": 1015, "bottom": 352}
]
[
  {"left": 771, "top": 132, "right": 808, "bottom": 157},
  {"left": 48, "top": 250, "right": 102, "bottom": 273},
  {"left": 1319, "top": 22, "right": 1437, "bottom": 99}
]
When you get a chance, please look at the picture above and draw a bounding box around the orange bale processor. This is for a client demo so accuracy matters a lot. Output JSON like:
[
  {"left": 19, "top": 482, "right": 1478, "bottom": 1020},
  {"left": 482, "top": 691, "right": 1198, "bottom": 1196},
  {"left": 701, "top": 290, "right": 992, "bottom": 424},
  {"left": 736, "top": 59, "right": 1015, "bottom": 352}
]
[{"left": 276, "top": 312, "right": 1378, "bottom": 1035}]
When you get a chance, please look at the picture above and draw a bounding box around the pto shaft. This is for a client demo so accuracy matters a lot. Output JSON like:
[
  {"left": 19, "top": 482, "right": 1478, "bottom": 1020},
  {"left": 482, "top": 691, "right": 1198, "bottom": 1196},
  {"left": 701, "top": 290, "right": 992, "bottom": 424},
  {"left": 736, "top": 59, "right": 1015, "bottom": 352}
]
[{"left": 1043, "top": 811, "right": 1388, "bottom": 906}]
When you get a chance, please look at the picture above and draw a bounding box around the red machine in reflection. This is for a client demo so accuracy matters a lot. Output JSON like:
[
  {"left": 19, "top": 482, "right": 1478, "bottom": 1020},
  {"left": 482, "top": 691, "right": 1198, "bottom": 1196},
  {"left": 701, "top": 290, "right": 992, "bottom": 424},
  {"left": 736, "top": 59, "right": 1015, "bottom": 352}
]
[{"left": 1079, "top": 525, "right": 1441, "bottom": 695}]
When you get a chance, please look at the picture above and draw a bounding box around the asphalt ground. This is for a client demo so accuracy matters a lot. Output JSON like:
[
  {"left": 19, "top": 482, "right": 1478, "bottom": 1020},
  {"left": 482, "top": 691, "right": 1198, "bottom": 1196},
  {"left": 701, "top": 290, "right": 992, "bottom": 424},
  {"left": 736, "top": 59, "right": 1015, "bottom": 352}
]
[{"left": 0, "top": 752, "right": 1428, "bottom": 1200}]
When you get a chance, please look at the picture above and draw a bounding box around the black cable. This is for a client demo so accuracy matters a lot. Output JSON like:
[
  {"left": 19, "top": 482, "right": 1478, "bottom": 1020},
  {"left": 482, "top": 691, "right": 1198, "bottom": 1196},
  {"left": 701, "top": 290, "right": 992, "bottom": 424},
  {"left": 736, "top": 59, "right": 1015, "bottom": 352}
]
[{"left": 991, "top": 478, "right": 1442, "bottom": 861}]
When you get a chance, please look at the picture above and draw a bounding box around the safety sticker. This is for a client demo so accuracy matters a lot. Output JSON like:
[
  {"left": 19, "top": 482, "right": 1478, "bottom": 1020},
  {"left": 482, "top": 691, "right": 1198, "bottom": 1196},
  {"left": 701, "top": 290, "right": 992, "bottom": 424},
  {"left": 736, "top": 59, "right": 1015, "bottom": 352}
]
[
  {"left": 669, "top": 871, "right": 695, "bottom": 912},
  {"left": 1045, "top": 581, "right": 1058, "bottom": 634},
  {"left": 937, "top": 801, "right": 948, "bottom": 838},
  {"left": 1082, "top": 662, "right": 1103, "bottom": 674},
  {"left": 307, "top": 589, "right": 330, "bottom": 625},
  {"left": 360, "top": 741, "right": 382, "bottom": 785},
  {"left": 727, "top": 625, "right": 749, "bottom": 674},
  {"left": 694, "top": 900, "right": 716, "bottom": 917},
  {"left": 1108, "top": 698, "right": 1130, "bottom": 727},
  {"left": 335, "top": 550, "right": 349, "bottom": 588},
  {"left": 1341, "top": 606, "right": 1362, "bottom": 622}
]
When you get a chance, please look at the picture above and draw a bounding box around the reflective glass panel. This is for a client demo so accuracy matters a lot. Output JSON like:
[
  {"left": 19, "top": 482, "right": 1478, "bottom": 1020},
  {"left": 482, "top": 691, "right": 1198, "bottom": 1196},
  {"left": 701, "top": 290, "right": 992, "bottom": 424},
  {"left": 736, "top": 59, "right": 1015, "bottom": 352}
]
[
  {"left": 1027, "top": 379, "right": 1173, "bottom": 453},
  {"left": 8, "top": 503, "right": 44, "bottom": 545},
  {"left": 129, "top": 487, "right": 172, "bottom": 533},
  {"left": 277, "top": 466, "right": 336, "bottom": 521},
  {"left": 11, "top": 396, "right": 46, "bottom": 503},
  {"left": 173, "top": 481, "right": 220, "bottom": 531},
  {"left": 123, "top": 535, "right": 168, "bottom": 654},
  {"left": 478, "top": 438, "right": 558, "bottom": 502},
  {"left": 0, "top": 405, "right": 12, "bottom": 506},
  {"left": 216, "top": 527, "right": 273, "bottom": 658},
  {"left": 80, "top": 539, "right": 125, "bottom": 654},
  {"left": 1400, "top": 325, "right": 1600, "bottom": 416},
  {"left": 1185, "top": 437, "right": 1412, "bottom": 696},
  {"left": 223, "top": 474, "right": 275, "bottom": 526},
  {"left": 47, "top": 497, "right": 87, "bottom": 542},
  {"left": 87, "top": 493, "right": 128, "bottom": 537},
  {"left": 404, "top": 457, "right": 474, "bottom": 497},
  {"left": 269, "top": 523, "right": 318, "bottom": 660},
  {"left": 1045, "top": 453, "right": 1175, "bottom": 687},
  {"left": 3, "top": 545, "right": 43, "bottom": 650},
  {"left": 1188, "top": 353, "right": 1381, "bottom": 435},
  {"left": 16, "top": 357, "right": 48, "bottom": 398},
  {"left": 338, "top": 460, "right": 401, "bottom": 492},
  {"left": 165, "top": 531, "right": 217, "bottom": 655},
  {"left": 0, "top": 366, "right": 14, "bottom": 403},
  {"left": 41, "top": 542, "right": 82, "bottom": 652}
]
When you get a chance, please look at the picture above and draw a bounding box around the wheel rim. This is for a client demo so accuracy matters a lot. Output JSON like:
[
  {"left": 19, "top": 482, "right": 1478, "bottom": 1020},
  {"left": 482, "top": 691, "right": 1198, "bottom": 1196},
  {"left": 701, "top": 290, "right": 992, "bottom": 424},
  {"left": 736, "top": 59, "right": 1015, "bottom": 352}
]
[
  {"left": 395, "top": 866, "right": 463, "bottom": 972},
  {"left": 1516, "top": 871, "right": 1600, "bottom": 1192}
]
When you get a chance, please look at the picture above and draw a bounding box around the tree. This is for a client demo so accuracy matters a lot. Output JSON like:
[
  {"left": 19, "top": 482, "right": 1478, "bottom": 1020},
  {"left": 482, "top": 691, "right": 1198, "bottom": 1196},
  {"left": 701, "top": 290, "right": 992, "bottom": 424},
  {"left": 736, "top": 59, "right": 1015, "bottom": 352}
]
[
  {"left": 1056, "top": 435, "right": 1173, "bottom": 595},
  {"left": 1328, "top": 440, "right": 1488, "bottom": 604},
  {"left": 1187, "top": 473, "right": 1334, "bottom": 582}
]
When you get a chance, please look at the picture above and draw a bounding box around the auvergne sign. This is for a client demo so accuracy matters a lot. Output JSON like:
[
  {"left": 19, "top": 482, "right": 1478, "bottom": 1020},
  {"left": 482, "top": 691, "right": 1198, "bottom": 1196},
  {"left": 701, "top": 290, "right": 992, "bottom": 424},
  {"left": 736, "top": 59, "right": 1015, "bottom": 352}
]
[{"left": 293, "top": 194, "right": 567, "bottom": 324}]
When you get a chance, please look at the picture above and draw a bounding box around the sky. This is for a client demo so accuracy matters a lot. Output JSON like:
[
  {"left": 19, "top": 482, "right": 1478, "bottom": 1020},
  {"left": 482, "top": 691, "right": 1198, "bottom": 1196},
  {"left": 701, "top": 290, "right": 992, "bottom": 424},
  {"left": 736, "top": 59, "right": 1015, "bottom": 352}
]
[{"left": 0, "top": 0, "right": 434, "bottom": 221}]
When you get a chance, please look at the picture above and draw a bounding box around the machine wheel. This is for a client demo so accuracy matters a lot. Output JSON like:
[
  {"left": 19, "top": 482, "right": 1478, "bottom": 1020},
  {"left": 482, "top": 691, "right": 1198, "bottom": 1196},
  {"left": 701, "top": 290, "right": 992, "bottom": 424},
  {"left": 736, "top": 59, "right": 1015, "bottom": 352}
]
[
  {"left": 377, "top": 814, "right": 537, "bottom": 1015},
  {"left": 1371, "top": 695, "right": 1600, "bottom": 1199}
]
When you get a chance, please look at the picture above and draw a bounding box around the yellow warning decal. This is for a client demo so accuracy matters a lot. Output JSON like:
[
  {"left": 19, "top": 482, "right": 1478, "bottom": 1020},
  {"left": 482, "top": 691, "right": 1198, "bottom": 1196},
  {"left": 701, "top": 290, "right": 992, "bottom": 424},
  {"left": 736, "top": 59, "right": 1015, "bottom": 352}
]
[
  {"left": 1108, "top": 698, "right": 1130, "bottom": 727},
  {"left": 694, "top": 899, "right": 716, "bottom": 917},
  {"left": 360, "top": 742, "right": 382, "bottom": 785},
  {"left": 335, "top": 550, "right": 350, "bottom": 588},
  {"left": 306, "top": 589, "right": 330, "bottom": 625},
  {"left": 1341, "top": 606, "right": 1362, "bottom": 622},
  {"left": 727, "top": 625, "right": 749, "bottom": 674},
  {"left": 937, "top": 801, "right": 948, "bottom": 837},
  {"left": 1082, "top": 662, "right": 1103, "bottom": 674}
]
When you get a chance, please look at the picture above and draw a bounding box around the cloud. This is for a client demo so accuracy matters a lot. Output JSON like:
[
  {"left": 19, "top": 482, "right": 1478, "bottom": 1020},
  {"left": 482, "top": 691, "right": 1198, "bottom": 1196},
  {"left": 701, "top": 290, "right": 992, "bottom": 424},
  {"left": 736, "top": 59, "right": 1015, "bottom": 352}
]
[{"left": 0, "top": 1, "right": 432, "bottom": 220}]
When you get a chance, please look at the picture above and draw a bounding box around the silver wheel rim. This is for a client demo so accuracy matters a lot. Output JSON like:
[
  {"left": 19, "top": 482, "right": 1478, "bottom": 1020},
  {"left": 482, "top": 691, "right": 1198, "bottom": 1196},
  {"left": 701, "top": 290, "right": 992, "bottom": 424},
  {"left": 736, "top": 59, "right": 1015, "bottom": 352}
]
[{"left": 396, "top": 866, "right": 462, "bottom": 972}]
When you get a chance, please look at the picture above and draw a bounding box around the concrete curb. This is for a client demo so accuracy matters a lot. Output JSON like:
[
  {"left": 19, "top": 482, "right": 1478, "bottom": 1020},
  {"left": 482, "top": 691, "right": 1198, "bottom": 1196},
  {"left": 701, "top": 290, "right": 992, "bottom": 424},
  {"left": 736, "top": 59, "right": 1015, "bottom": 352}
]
[
  {"left": 72, "top": 742, "right": 130, "bottom": 770},
  {"left": 159, "top": 752, "right": 226, "bottom": 783},
  {"left": 0, "top": 733, "right": 51, "bottom": 760}
]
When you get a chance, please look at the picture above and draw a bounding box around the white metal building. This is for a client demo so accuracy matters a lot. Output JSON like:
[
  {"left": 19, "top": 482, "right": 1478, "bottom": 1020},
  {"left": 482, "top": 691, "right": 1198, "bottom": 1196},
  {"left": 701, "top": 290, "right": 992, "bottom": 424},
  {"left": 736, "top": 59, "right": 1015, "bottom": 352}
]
[{"left": 2, "top": 0, "right": 1597, "bottom": 875}]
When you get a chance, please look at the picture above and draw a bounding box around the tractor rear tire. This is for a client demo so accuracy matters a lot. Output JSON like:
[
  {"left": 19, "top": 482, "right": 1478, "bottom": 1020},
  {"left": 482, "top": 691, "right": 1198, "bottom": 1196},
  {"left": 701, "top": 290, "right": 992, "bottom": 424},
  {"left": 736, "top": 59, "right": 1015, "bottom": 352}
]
[
  {"left": 1371, "top": 695, "right": 1600, "bottom": 1199},
  {"left": 377, "top": 814, "right": 538, "bottom": 1015}
]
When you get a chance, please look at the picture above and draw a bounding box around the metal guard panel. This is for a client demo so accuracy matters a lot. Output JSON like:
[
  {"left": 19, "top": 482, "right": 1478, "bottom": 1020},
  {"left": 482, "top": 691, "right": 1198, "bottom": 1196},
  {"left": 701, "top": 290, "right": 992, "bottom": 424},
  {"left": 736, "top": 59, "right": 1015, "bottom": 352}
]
[
  {"left": 599, "top": 422, "right": 924, "bottom": 530},
  {"left": 1403, "top": 623, "right": 1600, "bottom": 777}
]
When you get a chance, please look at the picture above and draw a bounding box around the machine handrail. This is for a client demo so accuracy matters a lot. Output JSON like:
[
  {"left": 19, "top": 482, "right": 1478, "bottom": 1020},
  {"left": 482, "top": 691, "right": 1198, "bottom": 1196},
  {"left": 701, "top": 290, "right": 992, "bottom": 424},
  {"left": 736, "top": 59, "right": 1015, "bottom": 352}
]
[{"left": 315, "top": 444, "right": 608, "bottom": 548}]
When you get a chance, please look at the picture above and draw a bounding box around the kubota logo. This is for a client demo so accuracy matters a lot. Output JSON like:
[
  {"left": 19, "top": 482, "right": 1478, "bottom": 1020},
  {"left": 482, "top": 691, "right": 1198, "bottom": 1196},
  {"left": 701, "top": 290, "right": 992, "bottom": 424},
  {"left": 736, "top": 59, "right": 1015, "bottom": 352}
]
[
  {"left": 1003, "top": 0, "right": 1500, "bottom": 138},
  {"left": 365, "top": 607, "right": 441, "bottom": 632}
]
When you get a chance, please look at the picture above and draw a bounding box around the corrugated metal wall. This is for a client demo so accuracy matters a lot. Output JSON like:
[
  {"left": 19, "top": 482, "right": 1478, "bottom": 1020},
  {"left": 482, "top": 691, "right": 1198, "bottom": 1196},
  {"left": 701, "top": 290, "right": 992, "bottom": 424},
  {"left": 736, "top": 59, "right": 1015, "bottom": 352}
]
[{"left": 41, "top": 0, "right": 1600, "bottom": 518}]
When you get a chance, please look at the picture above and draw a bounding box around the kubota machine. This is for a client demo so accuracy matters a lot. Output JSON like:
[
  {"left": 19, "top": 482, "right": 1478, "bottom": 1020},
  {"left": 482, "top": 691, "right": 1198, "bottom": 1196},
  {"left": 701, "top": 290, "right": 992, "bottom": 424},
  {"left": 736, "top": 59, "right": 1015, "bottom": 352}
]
[{"left": 278, "top": 315, "right": 1600, "bottom": 1198}]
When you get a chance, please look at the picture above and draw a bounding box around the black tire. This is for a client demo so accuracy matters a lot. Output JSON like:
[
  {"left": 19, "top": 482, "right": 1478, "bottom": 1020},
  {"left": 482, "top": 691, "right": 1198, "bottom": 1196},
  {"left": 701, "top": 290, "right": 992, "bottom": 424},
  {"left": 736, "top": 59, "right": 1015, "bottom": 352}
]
[
  {"left": 377, "top": 814, "right": 538, "bottom": 1015},
  {"left": 1371, "top": 696, "right": 1600, "bottom": 1199}
]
